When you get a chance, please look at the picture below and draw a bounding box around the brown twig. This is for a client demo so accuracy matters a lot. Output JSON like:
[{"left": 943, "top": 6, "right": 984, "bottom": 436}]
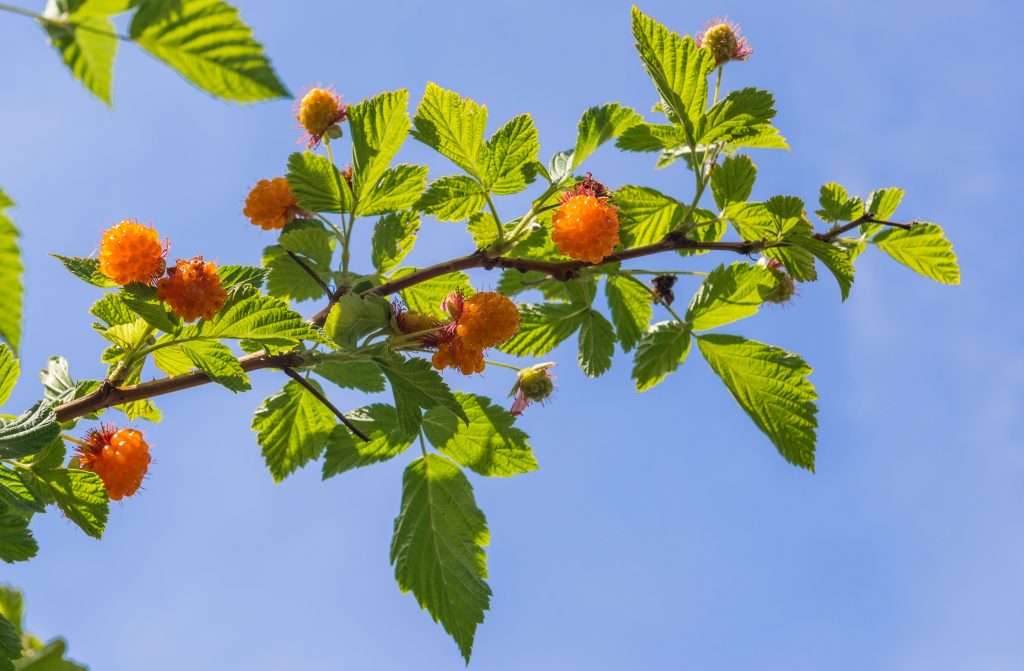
[
  {"left": 814, "top": 214, "right": 915, "bottom": 242},
  {"left": 286, "top": 251, "right": 333, "bottom": 298},
  {"left": 280, "top": 368, "right": 370, "bottom": 441}
]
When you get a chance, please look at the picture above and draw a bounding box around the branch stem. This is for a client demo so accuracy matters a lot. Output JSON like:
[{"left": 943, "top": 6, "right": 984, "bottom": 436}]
[{"left": 280, "top": 367, "right": 369, "bottom": 441}]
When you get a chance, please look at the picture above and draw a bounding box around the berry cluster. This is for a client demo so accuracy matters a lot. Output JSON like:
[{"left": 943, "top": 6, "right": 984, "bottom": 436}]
[{"left": 551, "top": 174, "right": 620, "bottom": 264}]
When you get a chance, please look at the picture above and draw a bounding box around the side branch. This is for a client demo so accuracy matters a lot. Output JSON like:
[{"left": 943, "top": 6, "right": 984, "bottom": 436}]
[
  {"left": 281, "top": 368, "right": 370, "bottom": 441},
  {"left": 815, "top": 215, "right": 915, "bottom": 242}
]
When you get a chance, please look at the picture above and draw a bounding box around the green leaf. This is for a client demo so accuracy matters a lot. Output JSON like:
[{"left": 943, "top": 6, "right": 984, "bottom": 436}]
[
  {"left": 816, "top": 182, "right": 864, "bottom": 223},
  {"left": 51, "top": 255, "right": 115, "bottom": 288},
  {"left": 393, "top": 269, "right": 473, "bottom": 318},
  {"left": 251, "top": 380, "right": 337, "bottom": 482},
  {"left": 372, "top": 211, "right": 419, "bottom": 273},
  {"left": 499, "top": 303, "right": 586, "bottom": 357},
  {"left": 278, "top": 224, "right": 334, "bottom": 268},
  {"left": 40, "top": 468, "right": 109, "bottom": 538},
  {"left": 176, "top": 285, "right": 324, "bottom": 345},
  {"left": 323, "top": 294, "right": 391, "bottom": 349},
  {"left": 178, "top": 341, "right": 250, "bottom": 392},
  {"left": 695, "top": 88, "right": 777, "bottom": 147},
  {"left": 0, "top": 611, "right": 19, "bottom": 671},
  {"left": 100, "top": 317, "right": 150, "bottom": 351},
  {"left": 375, "top": 356, "right": 466, "bottom": 435},
  {"left": 0, "top": 585, "right": 22, "bottom": 634},
  {"left": 545, "top": 150, "right": 574, "bottom": 185},
  {"left": 262, "top": 245, "right": 327, "bottom": 303},
  {"left": 0, "top": 404, "right": 60, "bottom": 461},
  {"left": 423, "top": 393, "right": 537, "bottom": 477},
  {"left": 286, "top": 151, "right": 353, "bottom": 214},
  {"left": 0, "top": 466, "right": 45, "bottom": 515},
  {"left": 685, "top": 262, "right": 775, "bottom": 330},
  {"left": 120, "top": 284, "right": 178, "bottom": 332},
  {"left": 412, "top": 83, "right": 487, "bottom": 177},
  {"left": 322, "top": 404, "right": 415, "bottom": 478},
  {"left": 572, "top": 103, "right": 642, "bottom": 168},
  {"left": 216, "top": 264, "right": 266, "bottom": 290},
  {"left": 605, "top": 275, "right": 652, "bottom": 352},
  {"left": 128, "top": 0, "right": 289, "bottom": 103},
  {"left": 313, "top": 356, "right": 385, "bottom": 393},
  {"left": 357, "top": 164, "right": 428, "bottom": 216},
  {"left": 632, "top": 321, "right": 691, "bottom": 392},
  {"left": 0, "top": 346, "right": 18, "bottom": 409},
  {"left": 13, "top": 637, "right": 87, "bottom": 671},
  {"left": 350, "top": 90, "right": 412, "bottom": 206},
  {"left": 0, "top": 504, "right": 36, "bottom": 563},
  {"left": 0, "top": 197, "right": 23, "bottom": 352},
  {"left": 391, "top": 454, "right": 489, "bottom": 663},
  {"left": 615, "top": 122, "right": 686, "bottom": 153},
  {"left": 113, "top": 365, "right": 161, "bottom": 423},
  {"left": 88, "top": 295, "right": 134, "bottom": 328},
  {"left": 785, "top": 234, "right": 855, "bottom": 300},
  {"left": 696, "top": 334, "right": 817, "bottom": 470},
  {"left": 711, "top": 154, "right": 757, "bottom": 210},
  {"left": 480, "top": 114, "right": 539, "bottom": 194},
  {"left": 873, "top": 223, "right": 960, "bottom": 285},
  {"left": 416, "top": 175, "right": 485, "bottom": 222},
  {"left": 630, "top": 7, "right": 715, "bottom": 142},
  {"left": 42, "top": 6, "right": 117, "bottom": 105},
  {"left": 615, "top": 185, "right": 685, "bottom": 247},
  {"left": 862, "top": 187, "right": 904, "bottom": 236},
  {"left": 577, "top": 310, "right": 615, "bottom": 377}
]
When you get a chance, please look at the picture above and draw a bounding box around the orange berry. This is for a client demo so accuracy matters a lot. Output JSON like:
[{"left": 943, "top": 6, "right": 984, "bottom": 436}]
[
  {"left": 98, "top": 220, "right": 165, "bottom": 286},
  {"left": 551, "top": 194, "right": 620, "bottom": 264},
  {"left": 243, "top": 178, "right": 300, "bottom": 231},
  {"left": 156, "top": 256, "right": 227, "bottom": 322},
  {"left": 77, "top": 425, "right": 152, "bottom": 501},
  {"left": 455, "top": 291, "right": 520, "bottom": 350},
  {"left": 296, "top": 87, "right": 347, "bottom": 147},
  {"left": 432, "top": 338, "right": 485, "bottom": 376}
]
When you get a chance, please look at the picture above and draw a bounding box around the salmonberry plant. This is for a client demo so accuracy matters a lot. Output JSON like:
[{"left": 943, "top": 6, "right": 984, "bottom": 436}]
[{"left": 0, "top": 3, "right": 959, "bottom": 666}]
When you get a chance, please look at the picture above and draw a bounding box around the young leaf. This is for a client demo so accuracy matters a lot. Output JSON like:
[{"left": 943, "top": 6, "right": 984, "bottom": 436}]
[
  {"left": 412, "top": 83, "right": 488, "bottom": 177},
  {"left": 615, "top": 185, "right": 685, "bottom": 247},
  {"left": 816, "top": 182, "right": 864, "bottom": 223},
  {"left": 216, "top": 264, "right": 266, "bottom": 290},
  {"left": 349, "top": 90, "right": 412, "bottom": 205},
  {"left": 0, "top": 503, "right": 37, "bottom": 563},
  {"left": 38, "top": 468, "right": 109, "bottom": 538},
  {"left": 0, "top": 403, "right": 60, "bottom": 461},
  {"left": 422, "top": 393, "right": 537, "bottom": 477},
  {"left": 372, "top": 211, "right": 419, "bottom": 273},
  {"left": 178, "top": 341, "right": 250, "bottom": 392},
  {"left": 52, "top": 254, "right": 116, "bottom": 288},
  {"left": 785, "top": 234, "right": 855, "bottom": 300},
  {"left": 313, "top": 356, "right": 386, "bottom": 393},
  {"left": 572, "top": 103, "right": 642, "bottom": 168},
  {"left": 695, "top": 88, "right": 777, "bottom": 147},
  {"left": 0, "top": 195, "right": 23, "bottom": 351},
  {"left": 0, "top": 345, "right": 18, "bottom": 409},
  {"left": 615, "top": 122, "right": 686, "bottom": 153},
  {"left": 861, "top": 187, "right": 905, "bottom": 236},
  {"left": 480, "top": 114, "right": 540, "bottom": 195},
  {"left": 42, "top": 8, "right": 118, "bottom": 105},
  {"left": 120, "top": 283, "right": 179, "bottom": 332},
  {"left": 696, "top": 334, "right": 818, "bottom": 470},
  {"left": 873, "top": 223, "right": 960, "bottom": 285},
  {"left": 177, "top": 285, "right": 325, "bottom": 345},
  {"left": 632, "top": 321, "right": 691, "bottom": 392},
  {"left": 416, "top": 175, "right": 486, "bottom": 222},
  {"left": 499, "top": 303, "right": 587, "bottom": 357},
  {"left": 391, "top": 454, "right": 490, "bottom": 663},
  {"left": 357, "top": 164, "right": 428, "bottom": 216},
  {"left": 10, "top": 637, "right": 86, "bottom": 671},
  {"left": 286, "top": 151, "right": 353, "bottom": 214},
  {"left": 711, "top": 154, "right": 757, "bottom": 210},
  {"left": 323, "top": 294, "right": 391, "bottom": 349},
  {"left": 251, "top": 380, "right": 337, "bottom": 482},
  {"left": 577, "top": 310, "right": 616, "bottom": 377},
  {"left": 605, "top": 275, "right": 653, "bottom": 352},
  {"left": 685, "top": 262, "right": 775, "bottom": 331},
  {"left": 128, "top": 0, "right": 289, "bottom": 103},
  {"left": 374, "top": 356, "right": 466, "bottom": 434},
  {"left": 0, "top": 466, "right": 45, "bottom": 515},
  {"left": 322, "top": 405, "right": 416, "bottom": 478}
]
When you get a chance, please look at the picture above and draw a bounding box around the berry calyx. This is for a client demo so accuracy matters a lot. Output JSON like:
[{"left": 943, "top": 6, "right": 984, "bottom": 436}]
[
  {"left": 77, "top": 425, "right": 152, "bottom": 501},
  {"left": 454, "top": 292, "right": 520, "bottom": 350},
  {"left": 296, "top": 87, "right": 348, "bottom": 148},
  {"left": 243, "top": 178, "right": 301, "bottom": 231},
  {"left": 98, "top": 220, "right": 166, "bottom": 286},
  {"left": 551, "top": 175, "right": 620, "bottom": 264},
  {"left": 696, "top": 18, "right": 752, "bottom": 66},
  {"left": 156, "top": 256, "right": 228, "bottom": 322}
]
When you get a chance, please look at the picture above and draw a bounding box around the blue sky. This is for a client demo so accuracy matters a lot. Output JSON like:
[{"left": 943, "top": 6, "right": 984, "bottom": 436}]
[{"left": 1, "top": 0, "right": 1022, "bottom": 668}]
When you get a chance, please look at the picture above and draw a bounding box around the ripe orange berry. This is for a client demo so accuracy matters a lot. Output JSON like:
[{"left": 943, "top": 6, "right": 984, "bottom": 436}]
[
  {"left": 296, "top": 87, "right": 348, "bottom": 147},
  {"left": 455, "top": 292, "right": 520, "bottom": 350},
  {"left": 432, "top": 338, "right": 485, "bottom": 376},
  {"left": 156, "top": 256, "right": 228, "bottom": 322},
  {"left": 243, "top": 178, "right": 300, "bottom": 231},
  {"left": 551, "top": 194, "right": 620, "bottom": 264},
  {"left": 98, "top": 220, "right": 165, "bottom": 286},
  {"left": 77, "top": 425, "right": 152, "bottom": 501}
]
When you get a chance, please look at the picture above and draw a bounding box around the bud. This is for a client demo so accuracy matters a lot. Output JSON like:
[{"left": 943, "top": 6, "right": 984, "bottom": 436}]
[
  {"left": 509, "top": 363, "right": 556, "bottom": 416},
  {"left": 325, "top": 124, "right": 344, "bottom": 140},
  {"left": 762, "top": 260, "right": 796, "bottom": 304},
  {"left": 696, "top": 18, "right": 752, "bottom": 66}
]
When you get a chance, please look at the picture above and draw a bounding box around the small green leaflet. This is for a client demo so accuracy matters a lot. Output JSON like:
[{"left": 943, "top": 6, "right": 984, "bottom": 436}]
[
  {"left": 480, "top": 114, "right": 540, "bottom": 195},
  {"left": 322, "top": 405, "right": 415, "bottom": 478},
  {"left": 323, "top": 294, "right": 391, "bottom": 349},
  {"left": 178, "top": 341, "right": 250, "bottom": 392},
  {"left": 816, "top": 182, "right": 864, "bottom": 223},
  {"left": 0, "top": 611, "right": 20, "bottom": 670},
  {"left": 873, "top": 223, "right": 960, "bottom": 285},
  {"left": 695, "top": 87, "right": 777, "bottom": 147},
  {"left": 412, "top": 83, "right": 488, "bottom": 177},
  {"left": 263, "top": 245, "right": 327, "bottom": 302},
  {"left": 615, "top": 122, "right": 687, "bottom": 153},
  {"left": 286, "top": 151, "right": 353, "bottom": 214},
  {"left": 696, "top": 334, "right": 818, "bottom": 470},
  {"left": 175, "top": 285, "right": 324, "bottom": 345},
  {"left": 37, "top": 468, "right": 109, "bottom": 539},
  {"left": 251, "top": 379, "right": 337, "bottom": 482},
  {"left": 349, "top": 90, "right": 412, "bottom": 206},
  {"left": 0, "top": 403, "right": 60, "bottom": 461},
  {"left": 216, "top": 264, "right": 266, "bottom": 290},
  {"left": 422, "top": 393, "right": 537, "bottom": 477},
  {"left": 357, "top": 164, "right": 428, "bottom": 216},
  {"left": 862, "top": 187, "right": 905, "bottom": 236},
  {"left": 572, "top": 103, "right": 642, "bottom": 169},
  {"left": 0, "top": 346, "right": 18, "bottom": 409},
  {"left": 416, "top": 175, "right": 486, "bottom": 222},
  {"left": 0, "top": 466, "right": 45, "bottom": 515},
  {"left": 685, "top": 262, "right": 775, "bottom": 331},
  {"left": 499, "top": 303, "right": 587, "bottom": 357},
  {"left": 374, "top": 355, "right": 466, "bottom": 434},
  {"left": 371, "top": 211, "right": 419, "bottom": 273},
  {"left": 52, "top": 255, "right": 116, "bottom": 288},
  {"left": 120, "top": 283, "right": 178, "bottom": 332},
  {"left": 42, "top": 7, "right": 118, "bottom": 105},
  {"left": 785, "top": 234, "right": 855, "bottom": 300},
  {"left": 631, "top": 321, "right": 691, "bottom": 392},
  {"left": 605, "top": 275, "right": 653, "bottom": 352},
  {"left": 313, "top": 355, "right": 385, "bottom": 393},
  {"left": 129, "top": 0, "right": 289, "bottom": 103},
  {"left": 391, "top": 454, "right": 489, "bottom": 663},
  {"left": 279, "top": 224, "right": 335, "bottom": 268},
  {"left": 11, "top": 637, "right": 87, "bottom": 670},
  {"left": 614, "top": 185, "right": 685, "bottom": 247},
  {"left": 711, "top": 155, "right": 757, "bottom": 210},
  {"left": 0, "top": 193, "right": 23, "bottom": 351},
  {"left": 577, "top": 310, "right": 616, "bottom": 377},
  {"left": 0, "top": 503, "right": 37, "bottom": 563}
]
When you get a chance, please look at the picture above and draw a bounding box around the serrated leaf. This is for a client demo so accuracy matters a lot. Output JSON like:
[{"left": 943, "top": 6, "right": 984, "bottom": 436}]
[
  {"left": 178, "top": 341, "right": 250, "bottom": 392},
  {"left": 323, "top": 293, "right": 391, "bottom": 349},
  {"left": 572, "top": 103, "right": 642, "bottom": 168},
  {"left": 51, "top": 255, "right": 115, "bottom": 288},
  {"left": 322, "top": 404, "right": 415, "bottom": 478},
  {"left": 128, "top": 0, "right": 289, "bottom": 103},
  {"left": 816, "top": 182, "right": 864, "bottom": 223},
  {"left": 711, "top": 154, "right": 757, "bottom": 210},
  {"left": 605, "top": 275, "right": 652, "bottom": 352},
  {"left": 862, "top": 187, "right": 904, "bottom": 236},
  {"left": 696, "top": 334, "right": 818, "bottom": 470},
  {"left": 278, "top": 224, "right": 334, "bottom": 268},
  {"left": 120, "top": 283, "right": 178, "bottom": 332},
  {"left": 42, "top": 13, "right": 117, "bottom": 105},
  {"left": 357, "top": 164, "right": 428, "bottom": 216},
  {"left": 423, "top": 393, "right": 536, "bottom": 477},
  {"left": 499, "top": 303, "right": 587, "bottom": 356},
  {"left": 695, "top": 87, "right": 777, "bottom": 147},
  {"left": 0, "top": 346, "right": 18, "bottom": 409},
  {"left": 393, "top": 269, "right": 473, "bottom": 318},
  {"left": 88, "top": 294, "right": 134, "bottom": 327},
  {"left": 175, "top": 285, "right": 324, "bottom": 345},
  {"left": 0, "top": 404, "right": 60, "bottom": 461},
  {"left": 286, "top": 151, "right": 353, "bottom": 214},
  {"left": 372, "top": 211, "right": 419, "bottom": 273},
  {"left": 313, "top": 356, "right": 385, "bottom": 393},
  {"left": 873, "top": 223, "right": 960, "bottom": 285},
  {"left": 375, "top": 356, "right": 465, "bottom": 434},
  {"left": 0, "top": 611, "right": 19, "bottom": 671},
  {"left": 39, "top": 468, "right": 109, "bottom": 538},
  {"left": 785, "top": 233, "right": 855, "bottom": 299},
  {"left": 412, "top": 82, "right": 487, "bottom": 177},
  {"left": 262, "top": 245, "right": 327, "bottom": 302},
  {"left": 391, "top": 454, "right": 489, "bottom": 663},
  {"left": 416, "top": 175, "right": 485, "bottom": 222},
  {"left": 577, "top": 310, "right": 615, "bottom": 377},
  {"left": 0, "top": 466, "right": 45, "bottom": 515},
  {"left": 216, "top": 264, "right": 266, "bottom": 290},
  {"left": 615, "top": 122, "right": 686, "bottom": 153},
  {"left": 686, "top": 262, "right": 775, "bottom": 330},
  {"left": 251, "top": 380, "right": 336, "bottom": 482},
  {"left": 632, "top": 321, "right": 691, "bottom": 392},
  {"left": 480, "top": 114, "right": 539, "bottom": 194},
  {"left": 615, "top": 185, "right": 685, "bottom": 247},
  {"left": 0, "top": 504, "right": 36, "bottom": 563},
  {"left": 0, "top": 200, "right": 23, "bottom": 351},
  {"left": 350, "top": 90, "right": 412, "bottom": 205},
  {"left": 13, "top": 637, "right": 87, "bottom": 671}
]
